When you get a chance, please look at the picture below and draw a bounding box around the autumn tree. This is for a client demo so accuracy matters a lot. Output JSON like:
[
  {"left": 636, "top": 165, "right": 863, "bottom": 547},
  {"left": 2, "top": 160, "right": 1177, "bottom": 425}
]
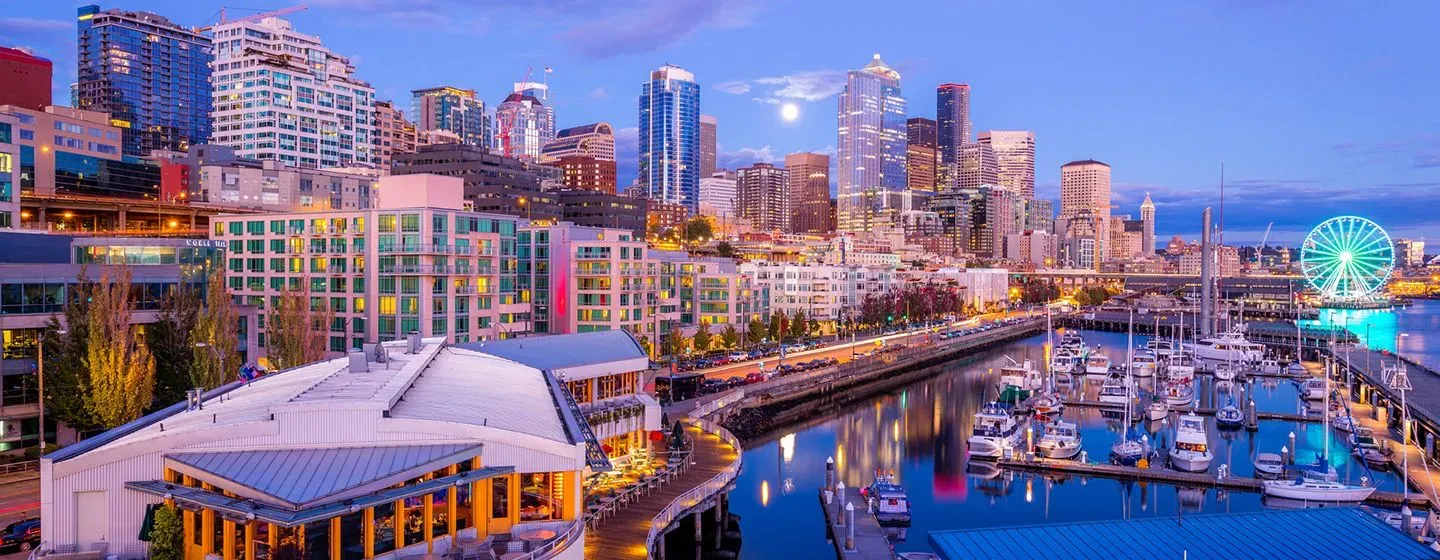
[
  {"left": 190, "top": 267, "right": 241, "bottom": 389},
  {"left": 745, "top": 317, "right": 767, "bottom": 347},
  {"left": 662, "top": 323, "right": 686, "bottom": 360},
  {"left": 719, "top": 324, "right": 740, "bottom": 349},
  {"left": 42, "top": 270, "right": 99, "bottom": 432},
  {"left": 789, "top": 310, "right": 807, "bottom": 340},
  {"left": 86, "top": 267, "right": 156, "bottom": 428},
  {"left": 149, "top": 282, "right": 200, "bottom": 408},
  {"left": 266, "top": 286, "right": 333, "bottom": 369},
  {"left": 692, "top": 321, "right": 712, "bottom": 353}
]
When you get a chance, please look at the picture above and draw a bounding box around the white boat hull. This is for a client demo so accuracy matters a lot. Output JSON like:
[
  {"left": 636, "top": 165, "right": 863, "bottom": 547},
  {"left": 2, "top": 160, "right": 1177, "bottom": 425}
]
[
  {"left": 1146, "top": 404, "right": 1169, "bottom": 421},
  {"left": 1213, "top": 368, "right": 1237, "bottom": 381},
  {"left": 1170, "top": 452, "right": 1214, "bottom": 473},
  {"left": 1086, "top": 365, "right": 1110, "bottom": 375},
  {"left": 1036, "top": 440, "right": 1082, "bottom": 460},
  {"left": 968, "top": 435, "right": 1017, "bottom": 459},
  {"left": 1261, "top": 480, "right": 1377, "bottom": 502}
]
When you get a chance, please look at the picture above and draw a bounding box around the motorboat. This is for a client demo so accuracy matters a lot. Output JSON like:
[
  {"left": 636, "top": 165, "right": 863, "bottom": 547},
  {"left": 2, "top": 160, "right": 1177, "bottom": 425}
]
[
  {"left": 1028, "top": 391, "right": 1064, "bottom": 417},
  {"left": 1130, "top": 349, "right": 1158, "bottom": 378},
  {"left": 1254, "top": 357, "right": 1283, "bottom": 375},
  {"left": 1261, "top": 478, "right": 1376, "bottom": 502},
  {"left": 1098, "top": 376, "right": 1131, "bottom": 407},
  {"left": 1300, "top": 378, "right": 1328, "bottom": 401},
  {"left": 1186, "top": 326, "right": 1266, "bottom": 363},
  {"left": 1059, "top": 331, "right": 1087, "bottom": 355},
  {"left": 1330, "top": 413, "right": 1358, "bottom": 433},
  {"left": 1111, "top": 436, "right": 1148, "bottom": 467},
  {"left": 1085, "top": 353, "right": 1112, "bottom": 375},
  {"left": 1145, "top": 339, "right": 1175, "bottom": 358},
  {"left": 1285, "top": 361, "right": 1308, "bottom": 375},
  {"left": 1212, "top": 361, "right": 1239, "bottom": 382},
  {"left": 1371, "top": 509, "right": 1430, "bottom": 535},
  {"left": 1146, "top": 398, "right": 1169, "bottom": 421},
  {"left": 1166, "top": 353, "right": 1196, "bottom": 382},
  {"left": 1035, "top": 421, "right": 1083, "bottom": 460},
  {"left": 1169, "top": 412, "right": 1214, "bottom": 472},
  {"left": 967, "top": 402, "right": 1022, "bottom": 460},
  {"left": 1215, "top": 400, "right": 1245, "bottom": 430},
  {"left": 863, "top": 473, "right": 912, "bottom": 526},
  {"left": 1050, "top": 347, "right": 1078, "bottom": 374},
  {"left": 1254, "top": 453, "right": 1286, "bottom": 478},
  {"left": 1350, "top": 428, "right": 1392, "bottom": 468},
  {"left": 1164, "top": 381, "right": 1196, "bottom": 407},
  {"left": 998, "top": 359, "right": 1044, "bottom": 405}
]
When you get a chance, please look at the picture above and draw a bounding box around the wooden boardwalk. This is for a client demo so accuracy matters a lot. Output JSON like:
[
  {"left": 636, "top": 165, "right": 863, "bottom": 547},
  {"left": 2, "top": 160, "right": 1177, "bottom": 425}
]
[
  {"left": 583, "top": 423, "right": 739, "bottom": 559},
  {"left": 818, "top": 487, "right": 894, "bottom": 560}
]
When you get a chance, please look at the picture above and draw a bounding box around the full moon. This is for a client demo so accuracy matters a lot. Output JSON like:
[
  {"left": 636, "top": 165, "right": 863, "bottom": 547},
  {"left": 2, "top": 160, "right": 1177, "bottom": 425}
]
[{"left": 780, "top": 103, "right": 800, "bottom": 122}]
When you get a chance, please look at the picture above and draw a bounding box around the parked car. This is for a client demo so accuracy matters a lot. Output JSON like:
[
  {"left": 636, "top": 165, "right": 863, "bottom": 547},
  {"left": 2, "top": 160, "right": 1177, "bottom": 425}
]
[
  {"left": 702, "top": 378, "right": 728, "bottom": 394},
  {"left": 728, "top": 352, "right": 749, "bottom": 362},
  {"left": 0, "top": 519, "right": 40, "bottom": 552},
  {"left": 747, "top": 349, "right": 765, "bottom": 360},
  {"left": 725, "top": 376, "right": 746, "bottom": 388},
  {"left": 745, "top": 372, "right": 767, "bottom": 384}
]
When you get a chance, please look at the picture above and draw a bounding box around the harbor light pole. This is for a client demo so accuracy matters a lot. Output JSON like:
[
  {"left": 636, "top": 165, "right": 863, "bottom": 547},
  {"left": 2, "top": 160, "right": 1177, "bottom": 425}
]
[{"left": 1388, "top": 349, "right": 1412, "bottom": 503}]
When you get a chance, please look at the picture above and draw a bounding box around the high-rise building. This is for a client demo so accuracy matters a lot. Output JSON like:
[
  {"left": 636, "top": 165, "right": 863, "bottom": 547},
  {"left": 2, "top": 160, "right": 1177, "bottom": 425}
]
[
  {"left": 1395, "top": 239, "right": 1426, "bottom": 269},
  {"left": 936, "top": 83, "right": 971, "bottom": 167},
  {"left": 979, "top": 131, "right": 1036, "bottom": 198},
  {"left": 76, "top": 4, "right": 212, "bottom": 159},
  {"left": 699, "top": 171, "right": 737, "bottom": 220},
  {"left": 700, "top": 114, "right": 718, "bottom": 178},
  {"left": 558, "top": 190, "right": 648, "bottom": 238},
  {"left": 927, "top": 191, "right": 973, "bottom": 255},
  {"left": 639, "top": 65, "right": 701, "bottom": 210},
  {"left": 1060, "top": 159, "right": 1112, "bottom": 256},
  {"left": 1023, "top": 198, "right": 1055, "bottom": 235},
  {"left": 211, "top": 15, "right": 374, "bottom": 169},
  {"left": 554, "top": 155, "right": 617, "bottom": 193},
  {"left": 981, "top": 185, "right": 1020, "bottom": 258},
  {"left": 392, "top": 143, "right": 559, "bottom": 221},
  {"left": 540, "top": 122, "right": 615, "bottom": 163},
  {"left": 906, "top": 117, "right": 937, "bottom": 194},
  {"left": 0, "top": 47, "right": 52, "bottom": 111},
  {"left": 907, "top": 117, "right": 936, "bottom": 147},
  {"left": 374, "top": 100, "right": 418, "bottom": 175},
  {"left": 957, "top": 143, "right": 998, "bottom": 190},
  {"left": 736, "top": 163, "right": 790, "bottom": 232},
  {"left": 412, "top": 86, "right": 490, "bottom": 149},
  {"left": 494, "top": 85, "right": 555, "bottom": 163},
  {"left": 785, "top": 152, "right": 832, "bottom": 234},
  {"left": 1140, "top": 192, "right": 1156, "bottom": 257},
  {"left": 837, "top": 53, "right": 907, "bottom": 232}
]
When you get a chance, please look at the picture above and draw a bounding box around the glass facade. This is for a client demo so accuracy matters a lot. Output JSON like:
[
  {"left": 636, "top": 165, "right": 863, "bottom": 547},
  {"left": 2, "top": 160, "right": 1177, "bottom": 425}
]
[
  {"left": 836, "top": 55, "right": 908, "bottom": 233},
  {"left": 638, "top": 65, "right": 701, "bottom": 211},
  {"left": 411, "top": 87, "right": 490, "bottom": 148},
  {"left": 51, "top": 151, "right": 162, "bottom": 199},
  {"left": 75, "top": 5, "right": 213, "bottom": 159}
]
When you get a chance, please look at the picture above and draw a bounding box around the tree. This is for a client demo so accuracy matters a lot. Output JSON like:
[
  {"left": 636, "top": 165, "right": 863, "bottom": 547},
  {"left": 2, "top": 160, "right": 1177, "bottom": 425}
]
[
  {"left": 148, "top": 505, "right": 184, "bottom": 560},
  {"left": 789, "top": 310, "right": 807, "bottom": 339},
  {"left": 719, "top": 324, "right": 740, "bottom": 349},
  {"left": 149, "top": 283, "right": 200, "bottom": 409},
  {"left": 662, "top": 323, "right": 686, "bottom": 359},
  {"left": 42, "top": 270, "right": 99, "bottom": 433},
  {"left": 191, "top": 267, "right": 241, "bottom": 390},
  {"left": 809, "top": 318, "right": 823, "bottom": 337},
  {"left": 715, "top": 241, "right": 735, "bottom": 258},
  {"left": 767, "top": 311, "right": 786, "bottom": 343},
  {"left": 266, "top": 286, "right": 333, "bottom": 369},
  {"left": 682, "top": 216, "right": 714, "bottom": 245},
  {"left": 746, "top": 317, "right": 767, "bottom": 347},
  {"left": 692, "top": 321, "right": 712, "bottom": 353},
  {"left": 86, "top": 267, "right": 156, "bottom": 429}
]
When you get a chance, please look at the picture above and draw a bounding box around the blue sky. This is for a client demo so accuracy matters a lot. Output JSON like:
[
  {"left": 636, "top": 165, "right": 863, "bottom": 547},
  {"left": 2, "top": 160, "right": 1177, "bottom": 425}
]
[{"left": 3, "top": 0, "right": 1437, "bottom": 245}]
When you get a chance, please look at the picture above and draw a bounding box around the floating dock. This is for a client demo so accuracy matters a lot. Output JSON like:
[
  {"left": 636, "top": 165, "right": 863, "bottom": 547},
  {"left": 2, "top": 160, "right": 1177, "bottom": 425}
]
[
  {"left": 1061, "top": 399, "right": 1321, "bottom": 423},
  {"left": 817, "top": 487, "right": 895, "bottom": 560}
]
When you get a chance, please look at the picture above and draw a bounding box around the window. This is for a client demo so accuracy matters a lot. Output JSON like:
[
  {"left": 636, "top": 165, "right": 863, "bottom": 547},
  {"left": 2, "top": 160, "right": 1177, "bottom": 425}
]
[
  {"left": 339, "top": 510, "right": 364, "bottom": 560},
  {"left": 491, "top": 478, "right": 509, "bottom": 520},
  {"left": 430, "top": 489, "right": 448, "bottom": 538},
  {"left": 372, "top": 502, "right": 396, "bottom": 555},
  {"left": 520, "top": 473, "right": 561, "bottom": 521},
  {"left": 403, "top": 495, "right": 424, "bottom": 545},
  {"left": 401, "top": 213, "right": 420, "bottom": 232},
  {"left": 456, "top": 480, "right": 473, "bottom": 530},
  {"left": 378, "top": 214, "right": 395, "bottom": 232},
  {"left": 303, "top": 519, "right": 330, "bottom": 560}
]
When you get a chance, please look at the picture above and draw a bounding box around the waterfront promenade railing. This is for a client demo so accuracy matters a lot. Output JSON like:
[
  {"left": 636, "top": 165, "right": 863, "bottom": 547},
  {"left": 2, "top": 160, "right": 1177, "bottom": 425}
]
[{"left": 643, "top": 418, "right": 742, "bottom": 559}]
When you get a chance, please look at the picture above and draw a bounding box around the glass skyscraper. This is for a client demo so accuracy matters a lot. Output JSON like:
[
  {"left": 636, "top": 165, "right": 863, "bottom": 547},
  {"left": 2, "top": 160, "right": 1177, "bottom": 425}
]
[
  {"left": 638, "top": 65, "right": 700, "bottom": 211},
  {"left": 836, "top": 54, "right": 907, "bottom": 232},
  {"left": 412, "top": 86, "right": 491, "bottom": 148},
  {"left": 76, "top": 4, "right": 212, "bottom": 159}
]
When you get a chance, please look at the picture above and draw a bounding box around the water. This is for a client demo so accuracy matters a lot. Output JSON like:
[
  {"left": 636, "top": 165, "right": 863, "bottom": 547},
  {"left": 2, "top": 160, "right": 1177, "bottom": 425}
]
[
  {"left": 1301, "top": 299, "right": 1440, "bottom": 372},
  {"left": 728, "top": 329, "right": 1409, "bottom": 558}
]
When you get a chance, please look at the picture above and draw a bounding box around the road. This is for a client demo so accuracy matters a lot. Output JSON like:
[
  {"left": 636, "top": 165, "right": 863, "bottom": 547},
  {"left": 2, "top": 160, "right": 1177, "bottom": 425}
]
[{"left": 0, "top": 471, "right": 38, "bottom": 560}]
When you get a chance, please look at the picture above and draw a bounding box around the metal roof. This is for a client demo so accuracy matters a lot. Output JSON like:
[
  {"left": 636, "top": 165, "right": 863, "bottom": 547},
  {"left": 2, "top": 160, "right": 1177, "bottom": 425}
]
[
  {"left": 928, "top": 507, "right": 1434, "bottom": 560},
  {"left": 166, "top": 444, "right": 482, "bottom": 509},
  {"left": 460, "top": 330, "right": 647, "bottom": 373}
]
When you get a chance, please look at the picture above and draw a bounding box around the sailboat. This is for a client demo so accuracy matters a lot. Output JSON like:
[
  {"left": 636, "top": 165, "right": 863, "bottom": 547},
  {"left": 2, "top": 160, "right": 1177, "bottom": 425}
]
[
  {"left": 1169, "top": 411, "right": 1215, "bottom": 472},
  {"left": 1285, "top": 292, "right": 1308, "bottom": 375},
  {"left": 1110, "top": 311, "right": 1149, "bottom": 467},
  {"left": 1262, "top": 359, "right": 1376, "bottom": 502}
]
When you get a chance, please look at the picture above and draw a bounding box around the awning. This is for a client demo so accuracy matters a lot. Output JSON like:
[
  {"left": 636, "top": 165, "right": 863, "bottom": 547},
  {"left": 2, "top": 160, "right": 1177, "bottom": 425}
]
[{"left": 127, "top": 465, "right": 514, "bottom": 528}]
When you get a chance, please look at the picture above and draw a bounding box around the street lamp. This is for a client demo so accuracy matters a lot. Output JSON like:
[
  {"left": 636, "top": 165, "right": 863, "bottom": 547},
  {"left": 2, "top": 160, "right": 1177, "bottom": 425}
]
[{"left": 36, "top": 329, "right": 65, "bottom": 455}]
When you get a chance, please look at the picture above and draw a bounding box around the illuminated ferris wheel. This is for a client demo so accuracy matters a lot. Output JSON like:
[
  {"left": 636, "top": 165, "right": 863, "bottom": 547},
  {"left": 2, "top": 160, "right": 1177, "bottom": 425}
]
[{"left": 1300, "top": 216, "right": 1394, "bottom": 300}]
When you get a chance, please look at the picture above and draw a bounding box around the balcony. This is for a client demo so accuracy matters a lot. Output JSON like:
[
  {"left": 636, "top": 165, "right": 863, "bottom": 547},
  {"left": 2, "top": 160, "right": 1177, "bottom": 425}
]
[
  {"left": 379, "top": 244, "right": 452, "bottom": 255},
  {"left": 574, "top": 267, "right": 612, "bottom": 276},
  {"left": 378, "top": 265, "right": 425, "bottom": 274},
  {"left": 455, "top": 286, "right": 477, "bottom": 295}
]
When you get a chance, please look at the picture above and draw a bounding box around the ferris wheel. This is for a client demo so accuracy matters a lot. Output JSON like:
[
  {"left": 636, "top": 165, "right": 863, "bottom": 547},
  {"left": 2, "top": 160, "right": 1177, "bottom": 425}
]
[{"left": 1300, "top": 216, "right": 1394, "bottom": 300}]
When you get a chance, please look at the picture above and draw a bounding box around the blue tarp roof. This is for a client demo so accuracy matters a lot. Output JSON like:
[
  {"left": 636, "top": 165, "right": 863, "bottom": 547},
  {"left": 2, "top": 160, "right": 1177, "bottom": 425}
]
[
  {"left": 460, "top": 330, "right": 647, "bottom": 372},
  {"left": 929, "top": 507, "right": 1434, "bottom": 560}
]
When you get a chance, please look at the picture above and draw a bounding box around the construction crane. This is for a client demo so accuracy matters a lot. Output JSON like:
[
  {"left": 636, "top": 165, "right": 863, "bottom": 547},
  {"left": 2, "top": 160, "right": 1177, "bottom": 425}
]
[
  {"left": 497, "top": 67, "right": 533, "bottom": 159},
  {"left": 202, "top": 4, "right": 308, "bottom": 32},
  {"left": 1255, "top": 221, "right": 1274, "bottom": 265}
]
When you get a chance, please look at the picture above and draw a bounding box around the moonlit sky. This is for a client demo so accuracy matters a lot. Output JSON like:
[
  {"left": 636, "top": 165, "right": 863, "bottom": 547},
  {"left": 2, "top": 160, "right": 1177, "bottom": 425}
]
[{"left": 3, "top": 1, "right": 1437, "bottom": 244}]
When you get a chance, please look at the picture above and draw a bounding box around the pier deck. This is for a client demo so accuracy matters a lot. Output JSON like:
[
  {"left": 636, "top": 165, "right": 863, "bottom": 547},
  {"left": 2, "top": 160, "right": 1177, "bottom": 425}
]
[
  {"left": 1061, "top": 399, "right": 1320, "bottom": 423},
  {"left": 817, "top": 487, "right": 894, "bottom": 560}
]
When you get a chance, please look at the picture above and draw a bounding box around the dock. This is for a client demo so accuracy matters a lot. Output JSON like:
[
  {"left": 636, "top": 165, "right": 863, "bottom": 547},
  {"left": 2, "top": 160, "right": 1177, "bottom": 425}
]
[
  {"left": 994, "top": 456, "right": 1428, "bottom": 508},
  {"left": 1061, "top": 399, "right": 1321, "bottom": 423},
  {"left": 817, "top": 486, "right": 895, "bottom": 560}
]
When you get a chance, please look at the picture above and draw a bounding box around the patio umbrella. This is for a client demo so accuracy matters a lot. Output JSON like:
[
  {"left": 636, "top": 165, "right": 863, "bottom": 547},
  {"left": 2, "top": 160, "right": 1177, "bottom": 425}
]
[{"left": 670, "top": 420, "right": 686, "bottom": 449}]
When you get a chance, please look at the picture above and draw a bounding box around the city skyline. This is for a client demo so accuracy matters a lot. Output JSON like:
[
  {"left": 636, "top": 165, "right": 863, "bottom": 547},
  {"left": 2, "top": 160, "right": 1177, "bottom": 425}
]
[{"left": 2, "top": 1, "right": 1436, "bottom": 241}]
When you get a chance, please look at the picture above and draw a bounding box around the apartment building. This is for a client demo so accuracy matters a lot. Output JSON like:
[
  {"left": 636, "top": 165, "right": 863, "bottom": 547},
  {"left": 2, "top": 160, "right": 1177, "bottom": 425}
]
[
  {"left": 652, "top": 251, "right": 767, "bottom": 327},
  {"left": 740, "top": 262, "right": 898, "bottom": 328}
]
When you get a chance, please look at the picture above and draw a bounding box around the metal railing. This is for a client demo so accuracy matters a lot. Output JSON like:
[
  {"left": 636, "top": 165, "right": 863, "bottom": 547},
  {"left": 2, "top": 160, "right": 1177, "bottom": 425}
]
[
  {"left": 643, "top": 418, "right": 742, "bottom": 559},
  {"left": 518, "top": 519, "right": 584, "bottom": 559},
  {"left": 0, "top": 460, "right": 37, "bottom": 474}
]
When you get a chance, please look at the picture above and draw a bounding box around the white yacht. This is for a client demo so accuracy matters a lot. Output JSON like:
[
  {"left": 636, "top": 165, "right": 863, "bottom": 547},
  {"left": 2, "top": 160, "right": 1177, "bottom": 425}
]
[
  {"left": 1187, "top": 327, "right": 1265, "bottom": 363},
  {"left": 1085, "top": 353, "right": 1112, "bottom": 375},
  {"left": 1059, "top": 331, "right": 1087, "bottom": 355},
  {"left": 1213, "top": 361, "right": 1240, "bottom": 381},
  {"left": 1261, "top": 478, "right": 1376, "bottom": 502},
  {"left": 1254, "top": 357, "right": 1283, "bottom": 375},
  {"left": 1146, "top": 398, "right": 1169, "bottom": 421},
  {"left": 1098, "top": 376, "right": 1131, "bottom": 406},
  {"left": 1145, "top": 339, "right": 1175, "bottom": 358},
  {"left": 1050, "top": 347, "right": 1079, "bottom": 374},
  {"left": 1166, "top": 353, "right": 1196, "bottom": 382},
  {"left": 968, "top": 402, "right": 1022, "bottom": 460},
  {"left": 1035, "top": 421, "right": 1083, "bottom": 460},
  {"left": 998, "top": 359, "right": 1045, "bottom": 405},
  {"left": 1169, "top": 412, "right": 1214, "bottom": 472},
  {"left": 1164, "top": 381, "right": 1196, "bottom": 407},
  {"left": 1254, "top": 453, "right": 1285, "bottom": 478},
  {"left": 1130, "top": 349, "right": 1158, "bottom": 378},
  {"left": 1300, "top": 378, "right": 1328, "bottom": 401}
]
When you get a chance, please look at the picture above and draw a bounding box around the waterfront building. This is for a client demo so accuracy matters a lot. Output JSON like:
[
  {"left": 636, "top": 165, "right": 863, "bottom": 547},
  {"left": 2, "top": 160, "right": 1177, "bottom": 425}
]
[
  {"left": 554, "top": 156, "right": 617, "bottom": 194},
  {"left": 76, "top": 4, "right": 212, "bottom": 158},
  {"left": 737, "top": 163, "right": 790, "bottom": 232},
  {"left": 393, "top": 143, "right": 560, "bottom": 222},
  {"left": 922, "top": 267, "right": 1010, "bottom": 308},
  {"left": 956, "top": 143, "right": 998, "bottom": 192},
  {"left": 1060, "top": 159, "right": 1112, "bottom": 256},
  {"left": 211, "top": 174, "right": 530, "bottom": 350},
  {"left": 1005, "top": 229, "right": 1059, "bottom": 267},
  {"left": 653, "top": 252, "right": 766, "bottom": 327},
  {"left": 937, "top": 83, "right": 971, "bottom": 169},
  {"left": 374, "top": 100, "right": 419, "bottom": 175},
  {"left": 210, "top": 15, "right": 374, "bottom": 169},
  {"left": 0, "top": 47, "right": 51, "bottom": 111},
  {"left": 837, "top": 54, "right": 907, "bottom": 233},
  {"left": 557, "top": 190, "right": 647, "bottom": 238},
  {"left": 494, "top": 87, "right": 555, "bottom": 163},
  {"left": 1178, "top": 244, "right": 1242, "bottom": 276},
  {"left": 540, "top": 123, "right": 615, "bottom": 163},
  {"left": 518, "top": 223, "right": 666, "bottom": 336},
  {"left": 639, "top": 65, "right": 701, "bottom": 211},
  {"left": 741, "top": 261, "right": 899, "bottom": 329},
  {"left": 979, "top": 131, "right": 1036, "bottom": 199},
  {"left": 412, "top": 86, "right": 490, "bottom": 149},
  {"left": 784, "top": 153, "right": 832, "bottom": 235},
  {"left": 700, "top": 114, "right": 718, "bottom": 179},
  {"left": 1396, "top": 238, "right": 1425, "bottom": 269},
  {"left": 1140, "top": 192, "right": 1155, "bottom": 256},
  {"left": 698, "top": 171, "right": 738, "bottom": 221},
  {"left": 40, "top": 336, "right": 595, "bottom": 560}
]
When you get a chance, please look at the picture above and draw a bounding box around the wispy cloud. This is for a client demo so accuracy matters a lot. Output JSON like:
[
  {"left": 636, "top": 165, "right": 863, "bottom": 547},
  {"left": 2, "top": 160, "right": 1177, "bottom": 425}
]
[
  {"left": 589, "top": 87, "right": 609, "bottom": 99},
  {"left": 753, "top": 70, "right": 848, "bottom": 102},
  {"left": 718, "top": 145, "right": 782, "bottom": 169},
  {"left": 0, "top": 17, "right": 70, "bottom": 35},
  {"left": 712, "top": 81, "right": 751, "bottom": 95},
  {"left": 1332, "top": 135, "right": 1440, "bottom": 169},
  {"left": 555, "top": 0, "right": 757, "bottom": 59}
]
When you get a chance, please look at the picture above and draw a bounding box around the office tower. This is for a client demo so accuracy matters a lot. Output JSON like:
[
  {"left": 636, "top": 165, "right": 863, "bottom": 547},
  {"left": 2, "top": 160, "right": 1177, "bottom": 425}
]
[
  {"left": 639, "top": 65, "right": 701, "bottom": 210},
  {"left": 1060, "top": 159, "right": 1112, "bottom": 256},
  {"left": 979, "top": 130, "right": 1036, "bottom": 198},
  {"left": 540, "top": 123, "right": 615, "bottom": 163},
  {"left": 1024, "top": 198, "right": 1055, "bottom": 234},
  {"left": 907, "top": 117, "right": 937, "bottom": 147},
  {"left": 0, "top": 47, "right": 52, "bottom": 111},
  {"left": 555, "top": 156, "right": 617, "bottom": 193},
  {"left": 906, "top": 117, "right": 937, "bottom": 194},
  {"left": 494, "top": 84, "right": 555, "bottom": 163},
  {"left": 1063, "top": 208, "right": 1101, "bottom": 269},
  {"left": 211, "top": 15, "right": 374, "bottom": 169},
  {"left": 981, "top": 185, "right": 1019, "bottom": 258},
  {"left": 2, "top": 105, "right": 152, "bottom": 201},
  {"left": 956, "top": 143, "right": 998, "bottom": 190},
  {"left": 737, "top": 163, "right": 790, "bottom": 232},
  {"left": 836, "top": 53, "right": 907, "bottom": 232},
  {"left": 412, "top": 86, "right": 490, "bottom": 148},
  {"left": 557, "top": 191, "right": 647, "bottom": 238},
  {"left": 936, "top": 83, "right": 971, "bottom": 166},
  {"left": 393, "top": 144, "right": 559, "bottom": 221},
  {"left": 927, "top": 191, "right": 973, "bottom": 255},
  {"left": 374, "top": 100, "right": 418, "bottom": 175},
  {"left": 1140, "top": 192, "right": 1155, "bottom": 257},
  {"left": 699, "top": 171, "right": 738, "bottom": 219},
  {"left": 700, "top": 114, "right": 718, "bottom": 178},
  {"left": 1394, "top": 239, "right": 1426, "bottom": 268},
  {"left": 76, "top": 5, "right": 212, "bottom": 158},
  {"left": 785, "top": 152, "right": 832, "bottom": 234}
]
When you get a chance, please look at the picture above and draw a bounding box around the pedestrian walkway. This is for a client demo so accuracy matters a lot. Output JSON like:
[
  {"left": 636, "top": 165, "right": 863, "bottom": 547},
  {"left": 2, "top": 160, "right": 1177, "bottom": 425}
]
[
  {"left": 1341, "top": 378, "right": 1440, "bottom": 506},
  {"left": 583, "top": 422, "right": 739, "bottom": 559}
]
